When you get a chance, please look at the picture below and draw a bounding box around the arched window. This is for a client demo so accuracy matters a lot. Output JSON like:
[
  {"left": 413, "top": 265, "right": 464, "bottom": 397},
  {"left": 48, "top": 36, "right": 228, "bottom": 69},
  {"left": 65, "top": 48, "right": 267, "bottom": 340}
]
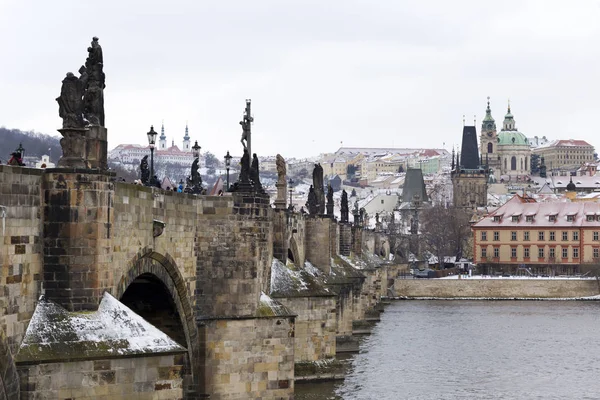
[
  {"left": 520, "top": 158, "right": 523, "bottom": 170},
  {"left": 487, "top": 143, "right": 493, "bottom": 153},
  {"left": 525, "top": 156, "right": 528, "bottom": 170},
  {"left": 511, "top": 156, "right": 517, "bottom": 170}
]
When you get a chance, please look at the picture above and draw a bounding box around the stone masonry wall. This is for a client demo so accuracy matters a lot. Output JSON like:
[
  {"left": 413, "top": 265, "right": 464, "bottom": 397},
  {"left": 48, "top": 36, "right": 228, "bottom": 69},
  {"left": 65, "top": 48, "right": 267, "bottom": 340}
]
[
  {"left": 339, "top": 223, "right": 352, "bottom": 256},
  {"left": 42, "top": 169, "right": 114, "bottom": 311},
  {"left": 0, "top": 166, "right": 43, "bottom": 355},
  {"left": 289, "top": 213, "right": 306, "bottom": 268},
  {"left": 199, "top": 316, "right": 295, "bottom": 399},
  {"left": 351, "top": 226, "right": 363, "bottom": 256},
  {"left": 305, "top": 217, "right": 333, "bottom": 274},
  {"left": 272, "top": 209, "right": 288, "bottom": 264},
  {"left": 18, "top": 354, "right": 184, "bottom": 399},
  {"left": 0, "top": 165, "right": 43, "bottom": 399},
  {"left": 195, "top": 193, "right": 273, "bottom": 317},
  {"left": 276, "top": 296, "right": 336, "bottom": 362},
  {"left": 394, "top": 279, "right": 600, "bottom": 298}
]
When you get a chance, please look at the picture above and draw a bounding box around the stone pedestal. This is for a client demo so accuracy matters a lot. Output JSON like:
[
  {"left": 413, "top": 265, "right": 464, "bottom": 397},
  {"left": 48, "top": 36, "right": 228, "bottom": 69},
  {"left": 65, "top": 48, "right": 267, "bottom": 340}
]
[
  {"left": 274, "top": 180, "right": 287, "bottom": 210},
  {"left": 57, "top": 128, "right": 88, "bottom": 168},
  {"left": 42, "top": 169, "right": 115, "bottom": 311},
  {"left": 86, "top": 125, "right": 108, "bottom": 169},
  {"left": 339, "top": 223, "right": 352, "bottom": 256}
]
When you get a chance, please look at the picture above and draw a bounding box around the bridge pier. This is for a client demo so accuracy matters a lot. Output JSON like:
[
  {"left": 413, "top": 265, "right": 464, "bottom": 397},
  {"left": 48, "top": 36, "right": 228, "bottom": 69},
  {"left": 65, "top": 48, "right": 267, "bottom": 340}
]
[{"left": 41, "top": 169, "right": 115, "bottom": 311}]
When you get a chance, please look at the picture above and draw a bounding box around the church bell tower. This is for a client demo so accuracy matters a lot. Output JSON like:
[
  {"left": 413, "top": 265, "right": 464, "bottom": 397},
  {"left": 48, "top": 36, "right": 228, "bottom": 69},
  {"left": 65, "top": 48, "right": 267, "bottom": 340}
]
[{"left": 480, "top": 97, "right": 499, "bottom": 171}]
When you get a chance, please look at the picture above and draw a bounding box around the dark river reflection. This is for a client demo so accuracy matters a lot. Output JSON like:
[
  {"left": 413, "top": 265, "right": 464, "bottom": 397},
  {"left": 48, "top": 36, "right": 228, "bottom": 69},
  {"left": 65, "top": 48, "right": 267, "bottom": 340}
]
[{"left": 296, "top": 300, "right": 600, "bottom": 400}]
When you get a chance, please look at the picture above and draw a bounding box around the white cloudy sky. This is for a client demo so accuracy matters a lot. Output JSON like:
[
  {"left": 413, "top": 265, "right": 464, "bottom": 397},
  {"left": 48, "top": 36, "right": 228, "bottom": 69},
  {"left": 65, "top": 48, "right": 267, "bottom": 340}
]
[{"left": 1, "top": 0, "right": 599, "bottom": 159}]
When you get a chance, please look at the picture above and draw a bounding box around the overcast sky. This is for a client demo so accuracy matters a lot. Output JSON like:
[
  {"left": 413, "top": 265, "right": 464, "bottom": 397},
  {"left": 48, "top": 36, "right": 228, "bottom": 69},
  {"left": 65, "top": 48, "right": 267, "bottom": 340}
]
[{"left": 1, "top": 0, "right": 600, "bottom": 159}]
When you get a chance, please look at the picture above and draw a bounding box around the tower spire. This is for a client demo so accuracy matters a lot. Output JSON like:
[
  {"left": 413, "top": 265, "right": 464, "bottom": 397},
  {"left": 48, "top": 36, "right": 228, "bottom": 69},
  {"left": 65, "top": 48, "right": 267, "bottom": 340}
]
[
  {"left": 451, "top": 147, "right": 455, "bottom": 170},
  {"left": 159, "top": 120, "right": 167, "bottom": 149},
  {"left": 183, "top": 122, "right": 191, "bottom": 151}
]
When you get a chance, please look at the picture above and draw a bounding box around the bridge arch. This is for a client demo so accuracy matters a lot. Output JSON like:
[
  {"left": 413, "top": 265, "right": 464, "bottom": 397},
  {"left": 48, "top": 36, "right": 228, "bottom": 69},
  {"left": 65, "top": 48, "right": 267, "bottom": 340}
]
[
  {"left": 116, "top": 248, "right": 200, "bottom": 396},
  {"left": 288, "top": 236, "right": 302, "bottom": 268}
]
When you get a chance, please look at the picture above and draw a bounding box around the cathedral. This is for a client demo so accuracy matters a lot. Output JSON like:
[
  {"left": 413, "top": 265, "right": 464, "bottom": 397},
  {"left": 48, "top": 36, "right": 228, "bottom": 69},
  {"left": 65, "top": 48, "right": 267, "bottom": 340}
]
[{"left": 479, "top": 98, "right": 531, "bottom": 179}]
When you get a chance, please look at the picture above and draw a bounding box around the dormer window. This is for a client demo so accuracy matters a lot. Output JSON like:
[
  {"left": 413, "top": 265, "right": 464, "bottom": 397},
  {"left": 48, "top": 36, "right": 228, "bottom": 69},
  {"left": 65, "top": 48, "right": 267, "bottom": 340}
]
[
  {"left": 567, "top": 215, "right": 575, "bottom": 222},
  {"left": 526, "top": 215, "right": 534, "bottom": 222},
  {"left": 587, "top": 215, "right": 595, "bottom": 222},
  {"left": 493, "top": 216, "right": 501, "bottom": 222},
  {"left": 549, "top": 215, "right": 557, "bottom": 222},
  {"left": 512, "top": 216, "right": 519, "bottom": 222}
]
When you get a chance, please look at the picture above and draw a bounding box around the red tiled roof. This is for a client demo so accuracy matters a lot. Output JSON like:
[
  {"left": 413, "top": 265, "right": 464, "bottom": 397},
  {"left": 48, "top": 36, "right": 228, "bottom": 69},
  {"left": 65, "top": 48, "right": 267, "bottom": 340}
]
[{"left": 551, "top": 139, "right": 592, "bottom": 147}]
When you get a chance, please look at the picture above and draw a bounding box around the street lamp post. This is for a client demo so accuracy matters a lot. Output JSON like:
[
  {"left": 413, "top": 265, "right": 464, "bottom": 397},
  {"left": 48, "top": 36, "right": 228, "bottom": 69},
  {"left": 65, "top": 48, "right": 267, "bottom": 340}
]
[
  {"left": 224, "top": 151, "right": 232, "bottom": 190},
  {"left": 192, "top": 140, "right": 201, "bottom": 159},
  {"left": 288, "top": 178, "right": 294, "bottom": 209},
  {"left": 147, "top": 126, "right": 157, "bottom": 186}
]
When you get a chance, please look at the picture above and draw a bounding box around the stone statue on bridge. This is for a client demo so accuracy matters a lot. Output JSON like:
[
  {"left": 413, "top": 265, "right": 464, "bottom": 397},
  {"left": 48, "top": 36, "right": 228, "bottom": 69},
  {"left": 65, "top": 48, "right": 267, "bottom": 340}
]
[
  {"left": 276, "top": 154, "right": 286, "bottom": 184},
  {"left": 239, "top": 148, "right": 250, "bottom": 183},
  {"left": 56, "top": 37, "right": 108, "bottom": 169},
  {"left": 57, "top": 72, "right": 86, "bottom": 129},
  {"left": 83, "top": 37, "right": 105, "bottom": 126},
  {"left": 240, "top": 99, "right": 253, "bottom": 156},
  {"left": 306, "top": 185, "right": 318, "bottom": 215},
  {"left": 140, "top": 155, "right": 149, "bottom": 185},
  {"left": 340, "top": 189, "right": 349, "bottom": 223},
  {"left": 250, "top": 153, "right": 263, "bottom": 192},
  {"left": 312, "top": 163, "right": 325, "bottom": 214},
  {"left": 326, "top": 184, "right": 334, "bottom": 217},
  {"left": 186, "top": 157, "right": 203, "bottom": 194}
]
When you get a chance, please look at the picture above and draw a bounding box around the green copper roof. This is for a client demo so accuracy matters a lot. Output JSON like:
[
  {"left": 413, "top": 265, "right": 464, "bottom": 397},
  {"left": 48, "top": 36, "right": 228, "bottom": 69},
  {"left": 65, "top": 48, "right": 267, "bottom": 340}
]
[
  {"left": 497, "top": 130, "right": 528, "bottom": 146},
  {"left": 483, "top": 98, "right": 495, "bottom": 122}
]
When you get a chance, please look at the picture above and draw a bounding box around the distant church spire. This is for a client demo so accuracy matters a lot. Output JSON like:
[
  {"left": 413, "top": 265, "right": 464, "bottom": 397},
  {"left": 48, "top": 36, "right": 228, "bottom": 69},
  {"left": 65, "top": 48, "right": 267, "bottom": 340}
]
[
  {"left": 503, "top": 99, "right": 516, "bottom": 131},
  {"left": 159, "top": 120, "right": 167, "bottom": 149},
  {"left": 183, "top": 123, "right": 191, "bottom": 151},
  {"left": 451, "top": 147, "right": 455, "bottom": 170}
]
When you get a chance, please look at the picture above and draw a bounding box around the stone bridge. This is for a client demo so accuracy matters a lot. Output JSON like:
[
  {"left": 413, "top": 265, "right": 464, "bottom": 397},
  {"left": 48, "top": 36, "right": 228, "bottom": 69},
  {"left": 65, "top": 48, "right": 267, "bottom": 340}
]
[{"left": 0, "top": 165, "right": 395, "bottom": 399}]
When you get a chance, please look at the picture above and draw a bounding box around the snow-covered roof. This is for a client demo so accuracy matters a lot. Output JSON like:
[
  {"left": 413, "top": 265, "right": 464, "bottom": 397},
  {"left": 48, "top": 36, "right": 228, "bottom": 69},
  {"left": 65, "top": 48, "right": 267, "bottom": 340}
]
[
  {"left": 270, "top": 259, "right": 332, "bottom": 298},
  {"left": 16, "top": 292, "right": 186, "bottom": 363},
  {"left": 473, "top": 195, "right": 600, "bottom": 228}
]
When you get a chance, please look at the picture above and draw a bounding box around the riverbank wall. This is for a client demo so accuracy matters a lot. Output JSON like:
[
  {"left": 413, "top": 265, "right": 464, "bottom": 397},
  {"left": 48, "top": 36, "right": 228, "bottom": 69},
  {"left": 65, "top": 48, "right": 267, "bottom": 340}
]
[{"left": 394, "top": 278, "right": 600, "bottom": 298}]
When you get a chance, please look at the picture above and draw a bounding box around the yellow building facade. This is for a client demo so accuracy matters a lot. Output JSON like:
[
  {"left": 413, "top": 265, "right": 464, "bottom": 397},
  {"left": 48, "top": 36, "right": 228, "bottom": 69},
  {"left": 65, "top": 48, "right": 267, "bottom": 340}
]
[{"left": 472, "top": 195, "right": 600, "bottom": 274}]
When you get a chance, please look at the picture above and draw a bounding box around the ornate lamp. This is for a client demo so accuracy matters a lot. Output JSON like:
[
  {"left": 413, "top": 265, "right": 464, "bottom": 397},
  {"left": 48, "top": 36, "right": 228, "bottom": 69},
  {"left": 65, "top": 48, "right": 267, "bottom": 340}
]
[
  {"left": 224, "top": 150, "right": 232, "bottom": 190},
  {"left": 288, "top": 178, "right": 294, "bottom": 209},
  {"left": 192, "top": 141, "right": 201, "bottom": 159},
  {"left": 147, "top": 126, "right": 157, "bottom": 185}
]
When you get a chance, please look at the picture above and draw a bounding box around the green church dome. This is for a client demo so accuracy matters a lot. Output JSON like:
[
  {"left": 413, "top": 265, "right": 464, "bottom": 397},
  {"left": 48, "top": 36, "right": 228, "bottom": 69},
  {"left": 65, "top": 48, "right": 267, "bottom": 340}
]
[{"left": 497, "top": 130, "right": 528, "bottom": 146}]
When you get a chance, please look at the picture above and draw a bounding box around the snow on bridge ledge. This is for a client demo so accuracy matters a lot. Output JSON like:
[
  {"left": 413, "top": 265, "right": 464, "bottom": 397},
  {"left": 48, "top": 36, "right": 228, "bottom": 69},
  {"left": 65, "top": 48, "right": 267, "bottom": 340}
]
[{"left": 15, "top": 292, "right": 186, "bottom": 364}]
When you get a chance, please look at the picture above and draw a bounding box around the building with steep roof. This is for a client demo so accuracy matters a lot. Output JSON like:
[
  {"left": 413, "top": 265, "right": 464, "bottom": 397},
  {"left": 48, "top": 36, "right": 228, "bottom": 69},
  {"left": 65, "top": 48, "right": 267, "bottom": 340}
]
[
  {"left": 452, "top": 125, "right": 489, "bottom": 207},
  {"left": 480, "top": 98, "right": 531, "bottom": 178},
  {"left": 472, "top": 195, "right": 600, "bottom": 275}
]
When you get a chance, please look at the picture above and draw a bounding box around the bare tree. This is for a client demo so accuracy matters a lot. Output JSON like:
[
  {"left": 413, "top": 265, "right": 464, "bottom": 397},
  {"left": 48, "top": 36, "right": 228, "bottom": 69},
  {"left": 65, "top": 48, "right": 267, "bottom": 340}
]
[{"left": 420, "top": 205, "right": 472, "bottom": 268}]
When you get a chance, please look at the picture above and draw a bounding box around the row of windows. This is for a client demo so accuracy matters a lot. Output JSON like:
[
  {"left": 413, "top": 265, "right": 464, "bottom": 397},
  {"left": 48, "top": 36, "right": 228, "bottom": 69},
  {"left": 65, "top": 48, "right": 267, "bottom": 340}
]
[
  {"left": 481, "top": 231, "right": 592, "bottom": 241},
  {"left": 481, "top": 247, "right": 585, "bottom": 259},
  {"left": 497, "top": 214, "right": 600, "bottom": 223}
]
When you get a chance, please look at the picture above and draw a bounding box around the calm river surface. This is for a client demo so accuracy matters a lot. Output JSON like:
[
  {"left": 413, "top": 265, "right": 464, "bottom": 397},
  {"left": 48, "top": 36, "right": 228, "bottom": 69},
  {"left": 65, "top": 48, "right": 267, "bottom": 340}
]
[{"left": 296, "top": 300, "right": 600, "bottom": 400}]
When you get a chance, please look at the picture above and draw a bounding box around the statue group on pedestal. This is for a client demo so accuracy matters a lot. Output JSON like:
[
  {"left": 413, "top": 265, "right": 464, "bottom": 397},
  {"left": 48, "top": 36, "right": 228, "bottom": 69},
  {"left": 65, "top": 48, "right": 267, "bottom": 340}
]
[
  {"left": 306, "top": 185, "right": 317, "bottom": 215},
  {"left": 56, "top": 37, "right": 107, "bottom": 169},
  {"left": 56, "top": 37, "right": 105, "bottom": 130},
  {"left": 312, "top": 163, "right": 325, "bottom": 214},
  {"left": 231, "top": 99, "right": 264, "bottom": 194},
  {"left": 185, "top": 157, "right": 204, "bottom": 194}
]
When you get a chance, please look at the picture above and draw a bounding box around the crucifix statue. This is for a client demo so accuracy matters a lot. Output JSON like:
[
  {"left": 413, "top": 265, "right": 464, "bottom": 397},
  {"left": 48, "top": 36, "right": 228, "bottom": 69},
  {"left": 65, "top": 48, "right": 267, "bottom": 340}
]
[{"left": 240, "top": 99, "right": 253, "bottom": 158}]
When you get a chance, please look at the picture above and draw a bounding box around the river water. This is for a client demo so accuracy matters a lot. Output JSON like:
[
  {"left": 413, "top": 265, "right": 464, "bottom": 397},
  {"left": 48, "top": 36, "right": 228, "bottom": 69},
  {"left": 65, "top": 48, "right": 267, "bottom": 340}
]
[{"left": 296, "top": 300, "right": 600, "bottom": 400}]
